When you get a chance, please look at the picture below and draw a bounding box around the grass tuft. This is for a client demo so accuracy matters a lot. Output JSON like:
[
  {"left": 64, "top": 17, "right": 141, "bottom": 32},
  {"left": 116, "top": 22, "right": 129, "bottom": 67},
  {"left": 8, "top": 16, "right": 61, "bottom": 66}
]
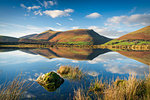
[
  {"left": 74, "top": 74, "right": 150, "bottom": 100},
  {"left": 57, "top": 65, "right": 84, "bottom": 80},
  {"left": 0, "top": 74, "right": 33, "bottom": 100}
]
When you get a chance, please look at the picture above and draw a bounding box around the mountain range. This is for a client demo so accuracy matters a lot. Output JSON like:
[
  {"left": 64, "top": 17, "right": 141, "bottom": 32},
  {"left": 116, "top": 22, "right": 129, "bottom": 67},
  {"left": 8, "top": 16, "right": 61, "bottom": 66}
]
[
  {"left": 0, "top": 26, "right": 150, "bottom": 45},
  {"left": 0, "top": 29, "right": 112, "bottom": 45}
]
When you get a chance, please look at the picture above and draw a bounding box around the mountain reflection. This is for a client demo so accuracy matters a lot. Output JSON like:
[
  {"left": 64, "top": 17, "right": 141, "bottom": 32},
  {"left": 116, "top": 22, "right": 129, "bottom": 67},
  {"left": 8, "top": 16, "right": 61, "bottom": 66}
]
[
  {"left": 20, "top": 47, "right": 111, "bottom": 60},
  {"left": 117, "top": 51, "right": 150, "bottom": 66},
  {"left": 0, "top": 47, "right": 150, "bottom": 66}
]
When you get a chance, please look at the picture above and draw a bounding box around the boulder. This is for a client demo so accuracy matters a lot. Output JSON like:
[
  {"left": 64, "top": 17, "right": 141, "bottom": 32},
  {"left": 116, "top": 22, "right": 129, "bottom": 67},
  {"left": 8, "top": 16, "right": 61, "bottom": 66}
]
[{"left": 36, "top": 71, "right": 64, "bottom": 92}]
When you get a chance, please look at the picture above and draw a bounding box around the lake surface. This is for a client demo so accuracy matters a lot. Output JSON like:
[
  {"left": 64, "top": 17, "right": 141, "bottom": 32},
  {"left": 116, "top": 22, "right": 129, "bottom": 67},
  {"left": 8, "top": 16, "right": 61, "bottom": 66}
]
[{"left": 0, "top": 47, "right": 149, "bottom": 100}]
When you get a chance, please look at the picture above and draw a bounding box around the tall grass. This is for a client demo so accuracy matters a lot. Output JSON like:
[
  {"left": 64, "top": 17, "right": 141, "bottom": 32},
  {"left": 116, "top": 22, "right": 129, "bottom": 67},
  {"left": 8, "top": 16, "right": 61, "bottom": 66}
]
[
  {"left": 57, "top": 65, "right": 84, "bottom": 80},
  {"left": 74, "top": 74, "right": 150, "bottom": 100},
  {"left": 0, "top": 75, "right": 33, "bottom": 100}
]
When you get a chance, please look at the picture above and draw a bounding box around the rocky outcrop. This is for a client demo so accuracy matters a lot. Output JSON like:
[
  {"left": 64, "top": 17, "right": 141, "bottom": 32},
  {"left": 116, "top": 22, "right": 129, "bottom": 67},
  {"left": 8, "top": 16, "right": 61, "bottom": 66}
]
[{"left": 36, "top": 72, "right": 64, "bottom": 92}]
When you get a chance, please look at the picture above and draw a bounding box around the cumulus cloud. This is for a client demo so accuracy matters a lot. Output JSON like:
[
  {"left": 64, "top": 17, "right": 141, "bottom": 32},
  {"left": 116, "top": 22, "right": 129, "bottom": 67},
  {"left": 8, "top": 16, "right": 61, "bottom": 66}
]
[
  {"left": 34, "top": 10, "right": 43, "bottom": 16},
  {"left": 86, "top": 12, "right": 101, "bottom": 18},
  {"left": 106, "top": 14, "right": 150, "bottom": 26},
  {"left": 43, "top": 9, "right": 74, "bottom": 18},
  {"left": 88, "top": 26, "right": 127, "bottom": 38},
  {"left": 20, "top": 4, "right": 41, "bottom": 11},
  {"left": 27, "top": 6, "right": 41, "bottom": 11},
  {"left": 43, "top": 0, "right": 57, "bottom": 8},
  {"left": 48, "top": 1, "right": 57, "bottom": 6}
]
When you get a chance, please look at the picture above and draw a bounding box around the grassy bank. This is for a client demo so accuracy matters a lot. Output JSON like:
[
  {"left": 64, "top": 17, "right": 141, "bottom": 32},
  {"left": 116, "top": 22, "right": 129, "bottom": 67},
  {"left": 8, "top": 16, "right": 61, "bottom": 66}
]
[
  {"left": 56, "top": 42, "right": 93, "bottom": 45},
  {"left": 1, "top": 43, "right": 150, "bottom": 51},
  {"left": 104, "top": 39, "right": 150, "bottom": 46},
  {"left": 73, "top": 74, "right": 150, "bottom": 100},
  {"left": 56, "top": 66, "right": 150, "bottom": 100}
]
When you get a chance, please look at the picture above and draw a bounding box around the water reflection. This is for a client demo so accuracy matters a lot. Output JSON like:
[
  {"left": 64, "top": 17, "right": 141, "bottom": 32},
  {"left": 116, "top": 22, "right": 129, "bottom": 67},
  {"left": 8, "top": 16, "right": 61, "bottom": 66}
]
[
  {"left": 0, "top": 47, "right": 149, "bottom": 76},
  {"left": 0, "top": 47, "right": 149, "bottom": 99},
  {"left": 117, "top": 51, "right": 150, "bottom": 66},
  {"left": 20, "top": 47, "right": 111, "bottom": 60}
]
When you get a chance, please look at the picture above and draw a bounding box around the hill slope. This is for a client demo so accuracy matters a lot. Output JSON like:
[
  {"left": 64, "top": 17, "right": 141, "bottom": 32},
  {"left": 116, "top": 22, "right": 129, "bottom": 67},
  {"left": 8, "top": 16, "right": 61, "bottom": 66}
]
[
  {"left": 26, "top": 29, "right": 111, "bottom": 45},
  {"left": 104, "top": 26, "right": 150, "bottom": 45},
  {"left": 0, "top": 35, "right": 19, "bottom": 42},
  {"left": 29, "top": 30, "right": 61, "bottom": 41},
  {"left": 118, "top": 26, "right": 150, "bottom": 40},
  {"left": 0, "top": 35, "right": 44, "bottom": 44}
]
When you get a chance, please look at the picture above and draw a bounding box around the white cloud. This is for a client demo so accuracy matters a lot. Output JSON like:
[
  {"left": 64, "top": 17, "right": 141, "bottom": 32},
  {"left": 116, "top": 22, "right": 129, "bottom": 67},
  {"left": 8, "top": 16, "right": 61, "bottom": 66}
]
[
  {"left": 43, "top": 9, "right": 74, "bottom": 18},
  {"left": 20, "top": 4, "right": 26, "bottom": 8},
  {"left": 87, "top": 52, "right": 149, "bottom": 76},
  {"left": 86, "top": 12, "right": 101, "bottom": 18},
  {"left": 27, "top": 6, "right": 41, "bottom": 11},
  {"left": 88, "top": 26, "right": 127, "bottom": 38},
  {"left": 0, "top": 22, "right": 68, "bottom": 37},
  {"left": 106, "top": 14, "right": 150, "bottom": 26},
  {"left": 64, "top": 9, "right": 74, "bottom": 13},
  {"left": 43, "top": 1, "right": 57, "bottom": 8},
  {"left": 34, "top": 10, "right": 43, "bottom": 16},
  {"left": 0, "top": 23, "right": 54, "bottom": 37},
  {"left": 48, "top": 1, "right": 57, "bottom": 6},
  {"left": 56, "top": 23, "right": 62, "bottom": 26},
  {"left": 20, "top": 4, "right": 41, "bottom": 11},
  {"left": 72, "top": 26, "right": 79, "bottom": 29}
]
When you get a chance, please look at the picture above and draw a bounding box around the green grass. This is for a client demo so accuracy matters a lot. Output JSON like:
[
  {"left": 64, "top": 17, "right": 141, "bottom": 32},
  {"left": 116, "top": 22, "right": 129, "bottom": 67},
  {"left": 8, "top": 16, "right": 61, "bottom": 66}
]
[
  {"left": 104, "top": 39, "right": 150, "bottom": 46},
  {"left": 56, "top": 41, "right": 92, "bottom": 45}
]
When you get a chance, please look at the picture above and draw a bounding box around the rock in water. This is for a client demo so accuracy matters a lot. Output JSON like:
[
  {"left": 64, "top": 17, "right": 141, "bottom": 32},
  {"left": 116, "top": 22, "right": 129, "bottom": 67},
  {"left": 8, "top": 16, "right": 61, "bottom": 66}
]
[{"left": 36, "top": 71, "right": 64, "bottom": 92}]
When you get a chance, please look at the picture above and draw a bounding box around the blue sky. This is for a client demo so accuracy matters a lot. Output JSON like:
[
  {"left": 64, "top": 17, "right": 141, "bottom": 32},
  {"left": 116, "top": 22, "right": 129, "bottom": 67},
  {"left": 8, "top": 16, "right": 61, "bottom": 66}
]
[{"left": 0, "top": 0, "right": 150, "bottom": 38}]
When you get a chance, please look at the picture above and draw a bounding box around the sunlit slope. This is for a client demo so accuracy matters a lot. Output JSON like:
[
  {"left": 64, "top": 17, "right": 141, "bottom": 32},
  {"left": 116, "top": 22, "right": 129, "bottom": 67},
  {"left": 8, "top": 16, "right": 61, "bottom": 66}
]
[
  {"left": 49, "top": 29, "right": 111, "bottom": 45},
  {"left": 104, "top": 26, "right": 150, "bottom": 45},
  {"left": 25, "top": 29, "right": 111, "bottom": 45},
  {"left": 29, "top": 30, "right": 61, "bottom": 41},
  {"left": 118, "top": 26, "right": 150, "bottom": 40}
]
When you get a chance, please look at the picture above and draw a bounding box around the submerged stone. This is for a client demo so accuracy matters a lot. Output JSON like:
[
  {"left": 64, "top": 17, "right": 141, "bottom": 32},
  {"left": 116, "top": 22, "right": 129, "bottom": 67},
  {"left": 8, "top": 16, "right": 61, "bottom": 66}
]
[{"left": 36, "top": 71, "right": 64, "bottom": 92}]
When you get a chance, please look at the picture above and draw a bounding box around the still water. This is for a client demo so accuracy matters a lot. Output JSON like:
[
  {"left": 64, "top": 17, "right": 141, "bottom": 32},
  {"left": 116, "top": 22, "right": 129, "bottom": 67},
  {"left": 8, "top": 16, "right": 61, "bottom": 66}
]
[{"left": 0, "top": 47, "right": 149, "bottom": 100}]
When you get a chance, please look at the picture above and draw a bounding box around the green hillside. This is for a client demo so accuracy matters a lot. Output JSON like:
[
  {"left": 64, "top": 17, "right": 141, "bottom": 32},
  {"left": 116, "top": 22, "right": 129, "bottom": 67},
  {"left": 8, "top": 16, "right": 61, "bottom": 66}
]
[{"left": 104, "top": 26, "right": 150, "bottom": 45}]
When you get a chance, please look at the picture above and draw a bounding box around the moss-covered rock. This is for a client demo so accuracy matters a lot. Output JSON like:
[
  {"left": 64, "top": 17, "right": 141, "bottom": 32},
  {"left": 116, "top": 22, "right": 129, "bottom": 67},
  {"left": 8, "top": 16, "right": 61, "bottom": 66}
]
[{"left": 36, "top": 71, "right": 64, "bottom": 92}]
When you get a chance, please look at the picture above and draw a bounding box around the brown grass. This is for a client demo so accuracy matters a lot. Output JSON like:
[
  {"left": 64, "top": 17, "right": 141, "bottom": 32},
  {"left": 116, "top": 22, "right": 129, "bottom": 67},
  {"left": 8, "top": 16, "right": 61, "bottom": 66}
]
[
  {"left": 118, "top": 25, "right": 150, "bottom": 40},
  {"left": 74, "top": 74, "right": 150, "bottom": 100},
  {"left": 0, "top": 75, "right": 33, "bottom": 100},
  {"left": 57, "top": 65, "right": 84, "bottom": 80}
]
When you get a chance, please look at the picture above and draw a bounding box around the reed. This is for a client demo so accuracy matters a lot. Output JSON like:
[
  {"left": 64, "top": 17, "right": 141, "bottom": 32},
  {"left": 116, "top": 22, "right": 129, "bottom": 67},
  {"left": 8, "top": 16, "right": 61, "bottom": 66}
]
[
  {"left": 57, "top": 65, "right": 84, "bottom": 80},
  {"left": 0, "top": 75, "right": 33, "bottom": 100},
  {"left": 74, "top": 74, "right": 150, "bottom": 100}
]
